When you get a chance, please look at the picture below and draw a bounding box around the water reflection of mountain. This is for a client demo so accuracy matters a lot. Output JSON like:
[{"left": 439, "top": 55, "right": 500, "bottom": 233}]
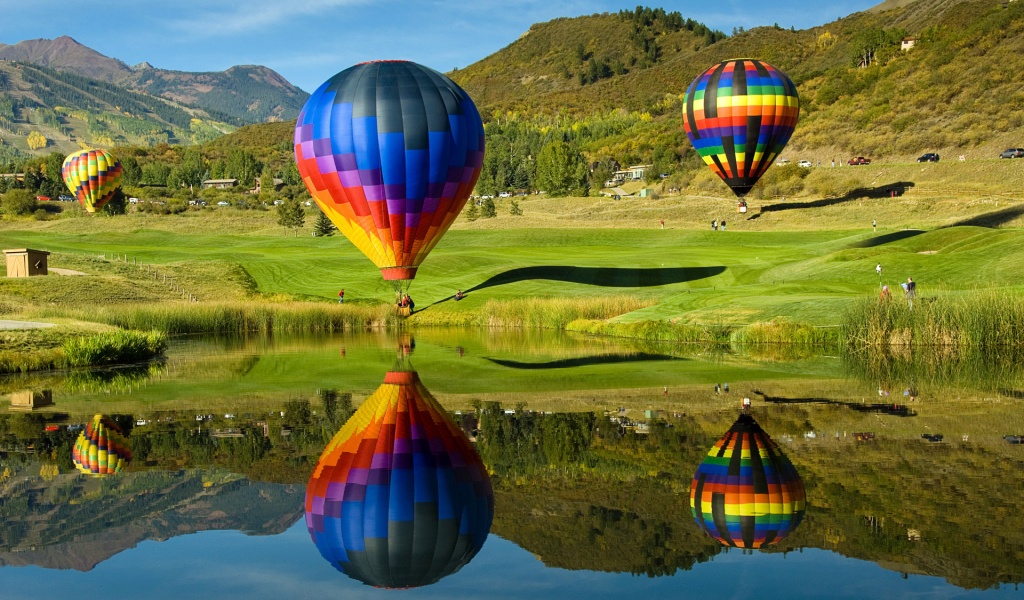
[
  {"left": 0, "top": 469, "right": 303, "bottom": 571},
  {"left": 478, "top": 404, "right": 1024, "bottom": 590}
]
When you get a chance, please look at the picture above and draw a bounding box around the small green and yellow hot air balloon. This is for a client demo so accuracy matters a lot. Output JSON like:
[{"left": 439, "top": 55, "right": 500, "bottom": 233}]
[
  {"left": 61, "top": 149, "right": 123, "bottom": 213},
  {"left": 72, "top": 414, "right": 131, "bottom": 475}
]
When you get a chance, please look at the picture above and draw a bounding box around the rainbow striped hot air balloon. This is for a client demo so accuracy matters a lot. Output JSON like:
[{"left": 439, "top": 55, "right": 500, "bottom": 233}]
[
  {"left": 690, "top": 413, "right": 805, "bottom": 548},
  {"left": 294, "top": 60, "right": 485, "bottom": 282},
  {"left": 72, "top": 414, "right": 131, "bottom": 476},
  {"left": 61, "top": 149, "right": 124, "bottom": 213},
  {"left": 683, "top": 59, "right": 800, "bottom": 198},
  {"left": 305, "top": 370, "right": 493, "bottom": 588}
]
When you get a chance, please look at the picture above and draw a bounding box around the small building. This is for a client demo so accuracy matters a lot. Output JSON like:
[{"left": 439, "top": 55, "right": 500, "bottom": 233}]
[
  {"left": 900, "top": 36, "right": 918, "bottom": 51},
  {"left": 201, "top": 178, "right": 239, "bottom": 189},
  {"left": 4, "top": 248, "right": 49, "bottom": 277},
  {"left": 9, "top": 390, "right": 53, "bottom": 411},
  {"left": 252, "top": 177, "right": 285, "bottom": 194}
]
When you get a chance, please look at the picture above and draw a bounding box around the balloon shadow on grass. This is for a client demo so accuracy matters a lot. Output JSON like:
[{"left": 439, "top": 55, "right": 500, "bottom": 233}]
[
  {"left": 946, "top": 205, "right": 1024, "bottom": 228},
  {"left": 467, "top": 265, "right": 725, "bottom": 292},
  {"left": 753, "top": 390, "right": 918, "bottom": 417},
  {"left": 485, "top": 353, "right": 683, "bottom": 370},
  {"left": 849, "top": 229, "right": 927, "bottom": 248},
  {"left": 746, "top": 181, "right": 916, "bottom": 220}
]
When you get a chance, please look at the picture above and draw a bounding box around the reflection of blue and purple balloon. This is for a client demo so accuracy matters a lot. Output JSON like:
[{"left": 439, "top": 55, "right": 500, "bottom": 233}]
[{"left": 305, "top": 371, "right": 493, "bottom": 588}]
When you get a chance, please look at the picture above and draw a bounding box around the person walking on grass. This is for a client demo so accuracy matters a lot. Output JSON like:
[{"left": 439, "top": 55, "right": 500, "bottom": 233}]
[
  {"left": 872, "top": 219, "right": 876, "bottom": 233},
  {"left": 660, "top": 219, "right": 665, "bottom": 229},
  {"left": 905, "top": 277, "right": 916, "bottom": 309},
  {"left": 338, "top": 289, "right": 344, "bottom": 304},
  {"left": 720, "top": 220, "right": 726, "bottom": 231}
]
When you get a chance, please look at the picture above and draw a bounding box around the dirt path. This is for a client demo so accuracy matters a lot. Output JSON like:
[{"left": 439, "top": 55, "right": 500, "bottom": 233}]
[{"left": 0, "top": 320, "right": 56, "bottom": 330}]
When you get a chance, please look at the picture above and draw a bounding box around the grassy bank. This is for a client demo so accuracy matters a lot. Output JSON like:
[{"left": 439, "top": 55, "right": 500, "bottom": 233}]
[
  {"left": 843, "top": 290, "right": 1024, "bottom": 348},
  {"left": 0, "top": 329, "right": 166, "bottom": 374},
  {"left": 41, "top": 301, "right": 401, "bottom": 335}
]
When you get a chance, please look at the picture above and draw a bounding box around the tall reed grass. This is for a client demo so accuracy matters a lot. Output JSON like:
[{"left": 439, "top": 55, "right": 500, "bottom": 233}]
[
  {"left": 0, "top": 330, "right": 166, "bottom": 373},
  {"left": 565, "top": 319, "right": 731, "bottom": 344},
  {"left": 732, "top": 319, "right": 843, "bottom": 348},
  {"left": 479, "top": 296, "right": 654, "bottom": 329},
  {"left": 843, "top": 290, "right": 1024, "bottom": 348},
  {"left": 43, "top": 301, "right": 400, "bottom": 335},
  {"left": 63, "top": 330, "right": 167, "bottom": 367}
]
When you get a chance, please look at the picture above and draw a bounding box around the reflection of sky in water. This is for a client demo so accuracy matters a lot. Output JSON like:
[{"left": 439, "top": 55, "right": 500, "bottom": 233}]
[{"left": 0, "top": 522, "right": 1019, "bottom": 599}]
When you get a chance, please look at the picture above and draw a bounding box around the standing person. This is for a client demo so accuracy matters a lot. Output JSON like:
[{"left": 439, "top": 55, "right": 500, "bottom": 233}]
[
  {"left": 876, "top": 263, "right": 882, "bottom": 278},
  {"left": 663, "top": 385, "right": 668, "bottom": 397},
  {"left": 711, "top": 219, "right": 718, "bottom": 231},
  {"left": 905, "top": 277, "right": 916, "bottom": 309},
  {"left": 660, "top": 219, "right": 665, "bottom": 229},
  {"left": 338, "top": 289, "right": 344, "bottom": 304},
  {"left": 879, "top": 285, "right": 891, "bottom": 301},
  {"left": 872, "top": 219, "right": 877, "bottom": 232},
  {"left": 720, "top": 220, "right": 726, "bottom": 231},
  {"left": 831, "top": 159, "right": 835, "bottom": 168}
]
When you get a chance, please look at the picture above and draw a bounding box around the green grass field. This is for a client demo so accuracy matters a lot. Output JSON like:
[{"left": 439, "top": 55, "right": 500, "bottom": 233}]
[{"left": 2, "top": 160, "right": 1024, "bottom": 333}]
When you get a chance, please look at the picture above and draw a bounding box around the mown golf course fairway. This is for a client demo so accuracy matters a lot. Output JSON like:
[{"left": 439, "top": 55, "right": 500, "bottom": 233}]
[{"left": 2, "top": 172, "right": 1024, "bottom": 329}]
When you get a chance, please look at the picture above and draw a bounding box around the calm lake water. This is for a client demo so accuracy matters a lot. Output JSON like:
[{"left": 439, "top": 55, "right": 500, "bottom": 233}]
[{"left": 0, "top": 331, "right": 1022, "bottom": 599}]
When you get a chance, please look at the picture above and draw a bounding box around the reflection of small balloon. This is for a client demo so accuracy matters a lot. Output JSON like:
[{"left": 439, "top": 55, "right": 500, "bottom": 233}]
[
  {"left": 72, "top": 414, "right": 131, "bottom": 475},
  {"left": 690, "top": 413, "right": 805, "bottom": 548},
  {"left": 306, "top": 371, "right": 493, "bottom": 588},
  {"left": 61, "top": 149, "right": 123, "bottom": 213},
  {"left": 683, "top": 59, "right": 799, "bottom": 198},
  {"left": 294, "top": 60, "right": 485, "bottom": 281}
]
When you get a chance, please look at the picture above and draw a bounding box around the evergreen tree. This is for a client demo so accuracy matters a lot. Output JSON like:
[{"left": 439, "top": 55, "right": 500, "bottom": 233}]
[
  {"left": 465, "top": 201, "right": 479, "bottom": 221},
  {"left": 313, "top": 209, "right": 336, "bottom": 236},
  {"left": 509, "top": 199, "right": 523, "bottom": 216},
  {"left": 481, "top": 197, "right": 497, "bottom": 218},
  {"left": 276, "top": 198, "right": 305, "bottom": 234}
]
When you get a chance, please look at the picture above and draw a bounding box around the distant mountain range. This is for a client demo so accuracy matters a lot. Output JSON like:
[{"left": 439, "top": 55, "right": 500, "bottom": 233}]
[
  {"left": 4, "top": 0, "right": 1022, "bottom": 166},
  {"left": 0, "top": 469, "right": 303, "bottom": 571},
  {"left": 0, "top": 36, "right": 308, "bottom": 157}
]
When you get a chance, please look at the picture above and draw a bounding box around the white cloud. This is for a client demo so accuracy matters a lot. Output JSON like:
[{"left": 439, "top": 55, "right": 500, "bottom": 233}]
[{"left": 166, "top": 0, "right": 369, "bottom": 37}]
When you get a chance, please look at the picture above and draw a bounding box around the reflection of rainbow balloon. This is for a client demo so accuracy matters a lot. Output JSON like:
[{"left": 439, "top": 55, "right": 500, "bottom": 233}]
[
  {"left": 690, "top": 413, "right": 805, "bottom": 548},
  {"left": 61, "top": 149, "right": 123, "bottom": 213},
  {"left": 294, "top": 60, "right": 485, "bottom": 281},
  {"left": 683, "top": 59, "right": 799, "bottom": 198},
  {"left": 305, "top": 371, "right": 493, "bottom": 588},
  {"left": 72, "top": 414, "right": 131, "bottom": 475}
]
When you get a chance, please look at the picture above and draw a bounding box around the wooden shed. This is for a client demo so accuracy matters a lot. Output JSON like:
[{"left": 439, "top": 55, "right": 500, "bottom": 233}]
[
  {"left": 4, "top": 248, "right": 49, "bottom": 277},
  {"left": 9, "top": 390, "right": 54, "bottom": 411}
]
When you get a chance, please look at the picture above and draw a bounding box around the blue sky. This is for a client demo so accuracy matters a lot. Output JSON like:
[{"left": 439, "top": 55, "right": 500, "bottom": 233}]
[{"left": 0, "top": 0, "right": 880, "bottom": 92}]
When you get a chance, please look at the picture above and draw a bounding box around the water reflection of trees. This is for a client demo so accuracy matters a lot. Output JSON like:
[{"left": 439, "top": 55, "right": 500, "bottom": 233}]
[{"left": 475, "top": 404, "right": 1024, "bottom": 589}]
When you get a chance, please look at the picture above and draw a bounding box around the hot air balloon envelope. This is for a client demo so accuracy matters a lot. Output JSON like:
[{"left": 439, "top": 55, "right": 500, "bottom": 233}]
[
  {"left": 61, "top": 149, "right": 123, "bottom": 213},
  {"left": 690, "top": 413, "right": 805, "bottom": 548},
  {"left": 294, "top": 60, "right": 485, "bottom": 281},
  {"left": 683, "top": 59, "right": 799, "bottom": 198},
  {"left": 305, "top": 371, "right": 493, "bottom": 588},
  {"left": 72, "top": 414, "right": 131, "bottom": 476}
]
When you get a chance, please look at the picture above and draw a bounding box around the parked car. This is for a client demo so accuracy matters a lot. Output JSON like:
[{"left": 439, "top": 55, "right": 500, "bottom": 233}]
[
  {"left": 917, "top": 153, "right": 940, "bottom": 163},
  {"left": 848, "top": 157, "right": 871, "bottom": 165},
  {"left": 797, "top": 160, "right": 812, "bottom": 168},
  {"left": 216, "top": 201, "right": 231, "bottom": 206},
  {"left": 999, "top": 148, "right": 1024, "bottom": 159},
  {"left": 498, "top": 191, "right": 511, "bottom": 198},
  {"left": 35, "top": 195, "right": 50, "bottom": 201},
  {"left": 775, "top": 158, "right": 790, "bottom": 166},
  {"left": 58, "top": 194, "right": 73, "bottom": 201}
]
